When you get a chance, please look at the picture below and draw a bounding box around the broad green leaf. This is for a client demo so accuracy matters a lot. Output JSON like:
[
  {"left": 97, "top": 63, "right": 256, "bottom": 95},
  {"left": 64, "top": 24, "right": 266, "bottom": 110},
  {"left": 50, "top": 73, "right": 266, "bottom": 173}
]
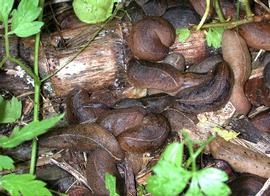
[
  {"left": 146, "top": 161, "right": 191, "bottom": 196},
  {"left": 197, "top": 168, "right": 231, "bottom": 196},
  {"left": 0, "top": 174, "right": 52, "bottom": 196},
  {"left": 0, "top": 0, "right": 14, "bottom": 23},
  {"left": 73, "top": 0, "right": 120, "bottom": 24},
  {"left": 11, "top": 0, "right": 41, "bottom": 31},
  {"left": 0, "top": 155, "right": 14, "bottom": 171},
  {"left": 176, "top": 28, "right": 191, "bottom": 43},
  {"left": 11, "top": 21, "right": 44, "bottom": 37},
  {"left": 206, "top": 27, "right": 224, "bottom": 49},
  {"left": 0, "top": 114, "right": 64, "bottom": 148},
  {"left": 0, "top": 96, "right": 22, "bottom": 123},
  {"left": 105, "top": 173, "right": 119, "bottom": 196},
  {"left": 160, "top": 142, "right": 184, "bottom": 165}
]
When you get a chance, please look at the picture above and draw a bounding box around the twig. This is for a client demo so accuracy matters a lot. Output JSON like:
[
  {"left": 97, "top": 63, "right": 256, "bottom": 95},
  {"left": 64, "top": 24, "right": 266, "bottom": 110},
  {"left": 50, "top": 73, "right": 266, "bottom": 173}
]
[
  {"left": 255, "top": 178, "right": 270, "bottom": 196},
  {"left": 193, "top": 14, "right": 270, "bottom": 29},
  {"left": 254, "top": 0, "right": 270, "bottom": 13},
  {"left": 50, "top": 158, "right": 93, "bottom": 192}
]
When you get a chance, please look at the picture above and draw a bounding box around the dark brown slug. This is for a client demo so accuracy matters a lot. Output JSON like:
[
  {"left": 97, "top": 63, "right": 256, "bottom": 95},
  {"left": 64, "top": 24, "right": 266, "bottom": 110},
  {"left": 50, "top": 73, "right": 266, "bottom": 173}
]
[
  {"left": 65, "top": 88, "right": 110, "bottom": 124},
  {"left": 39, "top": 123, "right": 124, "bottom": 160},
  {"left": 264, "top": 62, "right": 270, "bottom": 89},
  {"left": 128, "top": 16, "right": 176, "bottom": 61},
  {"left": 173, "top": 61, "right": 232, "bottom": 113},
  {"left": 127, "top": 59, "right": 211, "bottom": 95},
  {"left": 113, "top": 93, "right": 175, "bottom": 114},
  {"left": 86, "top": 148, "right": 123, "bottom": 196},
  {"left": 229, "top": 174, "right": 270, "bottom": 196},
  {"left": 117, "top": 113, "right": 170, "bottom": 153}
]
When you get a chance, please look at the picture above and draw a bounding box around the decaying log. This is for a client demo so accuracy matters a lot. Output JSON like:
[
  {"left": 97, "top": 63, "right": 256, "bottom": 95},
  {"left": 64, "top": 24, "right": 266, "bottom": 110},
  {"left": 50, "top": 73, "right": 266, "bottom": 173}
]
[{"left": 16, "top": 19, "right": 210, "bottom": 97}]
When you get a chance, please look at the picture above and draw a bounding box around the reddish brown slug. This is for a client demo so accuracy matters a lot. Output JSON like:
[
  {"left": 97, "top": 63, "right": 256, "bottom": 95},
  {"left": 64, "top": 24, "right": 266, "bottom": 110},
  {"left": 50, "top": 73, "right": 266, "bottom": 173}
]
[
  {"left": 239, "top": 22, "right": 270, "bottom": 51},
  {"left": 222, "top": 30, "right": 251, "bottom": 115},
  {"left": 128, "top": 16, "right": 176, "bottom": 61}
]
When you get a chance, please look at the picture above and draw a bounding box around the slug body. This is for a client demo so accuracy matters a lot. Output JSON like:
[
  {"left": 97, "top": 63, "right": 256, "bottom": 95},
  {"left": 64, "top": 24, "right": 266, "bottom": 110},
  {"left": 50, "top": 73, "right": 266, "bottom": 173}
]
[
  {"left": 128, "top": 16, "right": 176, "bottom": 61},
  {"left": 173, "top": 61, "right": 232, "bottom": 113},
  {"left": 127, "top": 59, "right": 211, "bottom": 95}
]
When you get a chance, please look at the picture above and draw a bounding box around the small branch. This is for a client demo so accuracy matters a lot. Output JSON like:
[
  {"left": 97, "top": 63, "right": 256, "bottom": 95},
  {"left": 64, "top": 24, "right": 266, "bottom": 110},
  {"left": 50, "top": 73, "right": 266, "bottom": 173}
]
[
  {"left": 196, "top": 0, "right": 211, "bottom": 30},
  {"left": 214, "top": 0, "right": 225, "bottom": 22},
  {"left": 4, "top": 21, "right": 10, "bottom": 57},
  {"left": 255, "top": 178, "right": 270, "bottom": 196},
  {"left": 193, "top": 14, "right": 270, "bottom": 30}
]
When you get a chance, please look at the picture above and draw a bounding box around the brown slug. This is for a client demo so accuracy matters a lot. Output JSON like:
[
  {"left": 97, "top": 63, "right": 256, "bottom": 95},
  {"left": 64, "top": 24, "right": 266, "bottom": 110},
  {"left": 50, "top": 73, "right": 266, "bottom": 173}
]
[
  {"left": 173, "top": 61, "right": 232, "bottom": 114},
  {"left": 117, "top": 113, "right": 170, "bottom": 153},
  {"left": 128, "top": 16, "right": 176, "bottom": 61},
  {"left": 229, "top": 174, "right": 270, "bottom": 196},
  {"left": 264, "top": 62, "right": 270, "bottom": 89},
  {"left": 127, "top": 59, "right": 211, "bottom": 95},
  {"left": 39, "top": 123, "right": 124, "bottom": 160},
  {"left": 239, "top": 22, "right": 270, "bottom": 51},
  {"left": 113, "top": 93, "right": 175, "bottom": 114},
  {"left": 244, "top": 77, "right": 270, "bottom": 107},
  {"left": 222, "top": 30, "right": 251, "bottom": 115},
  {"left": 97, "top": 106, "right": 147, "bottom": 137},
  {"left": 65, "top": 88, "right": 110, "bottom": 124},
  {"left": 86, "top": 148, "right": 124, "bottom": 196},
  {"left": 250, "top": 110, "right": 270, "bottom": 134}
]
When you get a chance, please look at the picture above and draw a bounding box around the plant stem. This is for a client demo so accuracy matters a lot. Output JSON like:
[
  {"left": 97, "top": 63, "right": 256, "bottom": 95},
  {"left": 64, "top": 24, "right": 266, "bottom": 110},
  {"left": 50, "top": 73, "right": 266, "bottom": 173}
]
[
  {"left": 214, "top": 0, "right": 225, "bottom": 22},
  {"left": 0, "top": 56, "right": 8, "bottom": 69},
  {"left": 193, "top": 16, "right": 253, "bottom": 29},
  {"left": 29, "top": 0, "right": 45, "bottom": 175},
  {"left": 4, "top": 21, "right": 10, "bottom": 57},
  {"left": 196, "top": 0, "right": 211, "bottom": 30},
  {"left": 185, "top": 135, "right": 215, "bottom": 168},
  {"left": 241, "top": 0, "right": 253, "bottom": 17},
  {"left": 186, "top": 141, "right": 196, "bottom": 172}
]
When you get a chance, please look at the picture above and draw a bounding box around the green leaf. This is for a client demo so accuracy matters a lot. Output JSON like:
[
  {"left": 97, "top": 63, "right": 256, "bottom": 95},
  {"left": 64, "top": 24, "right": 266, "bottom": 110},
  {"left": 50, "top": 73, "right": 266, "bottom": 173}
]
[
  {"left": 160, "top": 142, "right": 184, "bottom": 165},
  {"left": 196, "top": 168, "right": 231, "bottom": 196},
  {"left": 0, "top": 0, "right": 14, "bottom": 23},
  {"left": 206, "top": 27, "right": 224, "bottom": 49},
  {"left": 176, "top": 28, "right": 191, "bottom": 43},
  {"left": 0, "top": 114, "right": 64, "bottom": 148},
  {"left": 73, "top": 0, "right": 120, "bottom": 24},
  {"left": 105, "top": 173, "right": 119, "bottom": 196},
  {"left": 11, "top": 21, "right": 44, "bottom": 37},
  {"left": 185, "top": 174, "right": 204, "bottom": 196},
  {"left": 146, "top": 161, "right": 191, "bottom": 196},
  {"left": 0, "top": 155, "right": 14, "bottom": 171},
  {"left": 0, "top": 174, "right": 52, "bottom": 196},
  {"left": 10, "top": 0, "right": 43, "bottom": 37},
  {"left": 0, "top": 96, "right": 22, "bottom": 123}
]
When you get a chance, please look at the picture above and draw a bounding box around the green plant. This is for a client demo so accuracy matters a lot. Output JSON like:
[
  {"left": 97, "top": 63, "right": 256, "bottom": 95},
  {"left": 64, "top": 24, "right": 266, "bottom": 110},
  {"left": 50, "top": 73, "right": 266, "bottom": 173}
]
[
  {"left": 0, "top": 0, "right": 64, "bottom": 195},
  {"left": 105, "top": 173, "right": 120, "bottom": 196},
  {"left": 73, "top": 0, "right": 120, "bottom": 24},
  {"left": 146, "top": 131, "right": 231, "bottom": 196}
]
